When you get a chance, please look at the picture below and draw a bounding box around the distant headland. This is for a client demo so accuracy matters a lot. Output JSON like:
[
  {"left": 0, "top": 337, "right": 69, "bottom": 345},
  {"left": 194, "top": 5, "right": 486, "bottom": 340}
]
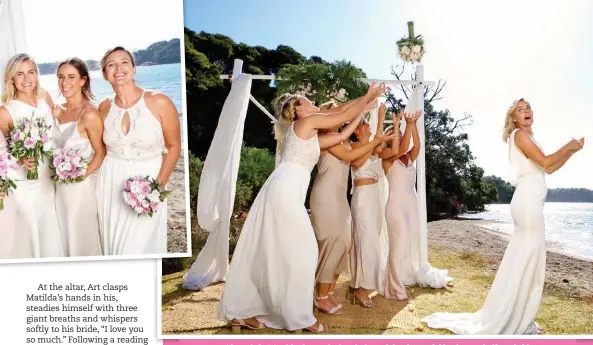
[{"left": 37, "top": 38, "right": 181, "bottom": 75}]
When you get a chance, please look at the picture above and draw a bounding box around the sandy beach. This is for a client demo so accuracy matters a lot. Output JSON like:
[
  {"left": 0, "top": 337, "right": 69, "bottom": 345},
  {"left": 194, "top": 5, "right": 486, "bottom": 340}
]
[
  {"left": 166, "top": 153, "right": 188, "bottom": 253},
  {"left": 161, "top": 218, "right": 593, "bottom": 335},
  {"left": 431, "top": 218, "right": 593, "bottom": 294}
]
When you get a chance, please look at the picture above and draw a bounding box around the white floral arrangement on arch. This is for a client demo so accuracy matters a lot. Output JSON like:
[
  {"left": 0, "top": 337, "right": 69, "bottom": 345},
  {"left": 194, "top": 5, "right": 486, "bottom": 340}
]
[{"left": 397, "top": 21, "right": 425, "bottom": 64}]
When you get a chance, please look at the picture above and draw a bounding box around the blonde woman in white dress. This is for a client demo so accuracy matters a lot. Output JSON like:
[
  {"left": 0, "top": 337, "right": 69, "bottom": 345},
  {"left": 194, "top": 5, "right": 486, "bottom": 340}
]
[
  {"left": 422, "top": 99, "right": 584, "bottom": 334},
  {"left": 0, "top": 53, "right": 63, "bottom": 258},
  {"left": 53, "top": 58, "right": 105, "bottom": 257},
  {"left": 218, "top": 83, "right": 388, "bottom": 334},
  {"left": 96, "top": 46, "right": 181, "bottom": 255}
]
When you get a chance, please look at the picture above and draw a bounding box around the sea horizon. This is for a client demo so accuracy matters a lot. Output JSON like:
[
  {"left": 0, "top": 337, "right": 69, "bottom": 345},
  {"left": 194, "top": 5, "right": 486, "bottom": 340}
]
[{"left": 461, "top": 202, "right": 593, "bottom": 261}]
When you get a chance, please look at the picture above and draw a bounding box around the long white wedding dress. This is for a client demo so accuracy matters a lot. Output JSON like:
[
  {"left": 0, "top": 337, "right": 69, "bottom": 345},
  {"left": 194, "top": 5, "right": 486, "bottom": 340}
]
[
  {"left": 422, "top": 128, "right": 547, "bottom": 334},
  {"left": 218, "top": 122, "right": 320, "bottom": 331},
  {"left": 53, "top": 107, "right": 102, "bottom": 257},
  {"left": 97, "top": 91, "right": 168, "bottom": 255},
  {"left": 4, "top": 99, "right": 63, "bottom": 258}
]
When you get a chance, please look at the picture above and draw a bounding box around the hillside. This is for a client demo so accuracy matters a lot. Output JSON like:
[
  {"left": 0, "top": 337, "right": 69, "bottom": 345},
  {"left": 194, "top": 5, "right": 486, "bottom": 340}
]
[{"left": 38, "top": 38, "right": 181, "bottom": 75}]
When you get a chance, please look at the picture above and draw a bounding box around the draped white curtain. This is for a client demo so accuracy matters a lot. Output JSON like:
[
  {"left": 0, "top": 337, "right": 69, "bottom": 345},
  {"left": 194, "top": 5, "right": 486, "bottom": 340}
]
[
  {"left": 182, "top": 75, "right": 252, "bottom": 290},
  {"left": 366, "top": 103, "right": 390, "bottom": 295},
  {"left": 0, "top": 0, "right": 28, "bottom": 98},
  {"left": 0, "top": 0, "right": 26, "bottom": 258},
  {"left": 402, "top": 85, "right": 452, "bottom": 288}
]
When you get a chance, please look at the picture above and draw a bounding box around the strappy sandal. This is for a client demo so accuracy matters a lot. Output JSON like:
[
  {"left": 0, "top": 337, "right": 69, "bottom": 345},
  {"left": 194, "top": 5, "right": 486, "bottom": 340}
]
[
  {"left": 230, "top": 318, "right": 265, "bottom": 334},
  {"left": 350, "top": 289, "right": 373, "bottom": 308},
  {"left": 327, "top": 291, "right": 343, "bottom": 309},
  {"left": 294, "top": 322, "right": 329, "bottom": 334},
  {"left": 313, "top": 295, "right": 344, "bottom": 315}
]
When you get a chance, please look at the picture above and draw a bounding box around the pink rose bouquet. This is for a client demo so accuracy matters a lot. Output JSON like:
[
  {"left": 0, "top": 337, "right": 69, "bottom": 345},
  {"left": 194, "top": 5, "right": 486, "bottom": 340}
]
[
  {"left": 0, "top": 152, "right": 19, "bottom": 211},
  {"left": 122, "top": 176, "right": 170, "bottom": 217}
]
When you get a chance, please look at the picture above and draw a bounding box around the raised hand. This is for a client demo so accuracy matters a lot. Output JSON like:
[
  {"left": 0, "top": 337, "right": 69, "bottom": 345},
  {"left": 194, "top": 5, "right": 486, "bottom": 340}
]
[
  {"left": 567, "top": 138, "right": 584, "bottom": 153},
  {"left": 366, "top": 81, "right": 390, "bottom": 99},
  {"left": 405, "top": 110, "right": 422, "bottom": 123},
  {"left": 388, "top": 110, "right": 402, "bottom": 127},
  {"left": 380, "top": 128, "right": 397, "bottom": 142},
  {"left": 363, "top": 99, "right": 379, "bottom": 113}
]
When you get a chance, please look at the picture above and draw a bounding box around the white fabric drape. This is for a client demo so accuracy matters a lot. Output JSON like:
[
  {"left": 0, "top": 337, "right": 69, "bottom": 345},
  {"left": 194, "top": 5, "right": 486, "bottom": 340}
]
[
  {"left": 183, "top": 75, "right": 252, "bottom": 290},
  {"left": 402, "top": 86, "right": 452, "bottom": 288},
  {"left": 0, "top": 0, "right": 28, "bottom": 97},
  {"left": 0, "top": 0, "right": 27, "bottom": 259},
  {"left": 366, "top": 104, "right": 390, "bottom": 295}
]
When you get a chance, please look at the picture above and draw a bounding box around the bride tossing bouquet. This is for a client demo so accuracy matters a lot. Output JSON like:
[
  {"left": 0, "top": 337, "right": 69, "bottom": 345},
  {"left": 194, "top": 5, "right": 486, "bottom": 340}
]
[
  {"left": 122, "top": 176, "right": 170, "bottom": 217},
  {"left": 8, "top": 113, "right": 54, "bottom": 180},
  {"left": 50, "top": 148, "right": 93, "bottom": 184},
  {"left": 0, "top": 152, "right": 19, "bottom": 211}
]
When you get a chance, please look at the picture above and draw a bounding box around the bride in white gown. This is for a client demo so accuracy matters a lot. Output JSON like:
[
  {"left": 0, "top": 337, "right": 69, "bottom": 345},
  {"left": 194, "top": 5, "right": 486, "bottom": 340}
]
[
  {"left": 218, "top": 82, "right": 389, "bottom": 334},
  {"left": 422, "top": 98, "right": 584, "bottom": 335}
]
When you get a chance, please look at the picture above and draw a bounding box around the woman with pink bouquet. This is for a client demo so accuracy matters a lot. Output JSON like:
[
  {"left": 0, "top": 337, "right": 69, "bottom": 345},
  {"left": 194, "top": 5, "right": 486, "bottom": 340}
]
[
  {"left": 0, "top": 53, "right": 63, "bottom": 258},
  {"left": 52, "top": 57, "right": 105, "bottom": 257},
  {"left": 96, "top": 46, "right": 181, "bottom": 255}
]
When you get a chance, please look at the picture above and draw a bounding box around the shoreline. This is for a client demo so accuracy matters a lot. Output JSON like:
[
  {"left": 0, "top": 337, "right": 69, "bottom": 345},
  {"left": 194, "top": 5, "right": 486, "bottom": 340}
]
[
  {"left": 428, "top": 218, "right": 593, "bottom": 294},
  {"left": 462, "top": 217, "right": 593, "bottom": 263},
  {"left": 166, "top": 153, "right": 188, "bottom": 253}
]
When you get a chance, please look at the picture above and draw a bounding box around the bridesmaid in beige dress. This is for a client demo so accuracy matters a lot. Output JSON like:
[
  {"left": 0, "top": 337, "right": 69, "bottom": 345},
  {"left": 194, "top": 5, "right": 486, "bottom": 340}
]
[
  {"left": 347, "top": 104, "right": 390, "bottom": 308},
  {"left": 309, "top": 101, "right": 393, "bottom": 314},
  {"left": 380, "top": 110, "right": 421, "bottom": 299},
  {"left": 53, "top": 58, "right": 105, "bottom": 257}
]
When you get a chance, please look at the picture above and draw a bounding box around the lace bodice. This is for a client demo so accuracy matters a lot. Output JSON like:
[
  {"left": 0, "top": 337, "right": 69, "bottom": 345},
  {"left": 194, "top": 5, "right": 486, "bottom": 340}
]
[
  {"left": 509, "top": 129, "right": 545, "bottom": 183},
  {"left": 352, "top": 154, "right": 380, "bottom": 181},
  {"left": 278, "top": 123, "right": 320, "bottom": 172},
  {"left": 103, "top": 91, "right": 166, "bottom": 161}
]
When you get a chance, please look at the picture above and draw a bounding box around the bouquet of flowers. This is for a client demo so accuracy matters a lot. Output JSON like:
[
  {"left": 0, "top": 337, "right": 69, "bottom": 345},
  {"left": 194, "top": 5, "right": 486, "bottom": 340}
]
[
  {"left": 0, "top": 152, "right": 19, "bottom": 211},
  {"left": 397, "top": 21, "right": 425, "bottom": 64},
  {"left": 122, "top": 176, "right": 171, "bottom": 217},
  {"left": 50, "top": 148, "right": 93, "bottom": 184},
  {"left": 8, "top": 112, "right": 54, "bottom": 180}
]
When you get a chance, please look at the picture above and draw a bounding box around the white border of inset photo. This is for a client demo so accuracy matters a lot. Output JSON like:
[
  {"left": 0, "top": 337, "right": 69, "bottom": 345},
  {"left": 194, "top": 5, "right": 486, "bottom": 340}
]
[{"left": 0, "top": 0, "right": 191, "bottom": 264}]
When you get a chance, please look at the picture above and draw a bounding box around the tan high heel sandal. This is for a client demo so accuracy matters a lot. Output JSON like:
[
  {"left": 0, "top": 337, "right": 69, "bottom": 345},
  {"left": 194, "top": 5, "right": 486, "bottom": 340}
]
[
  {"left": 230, "top": 318, "right": 265, "bottom": 334},
  {"left": 294, "top": 322, "right": 329, "bottom": 334},
  {"left": 313, "top": 295, "right": 344, "bottom": 315},
  {"left": 349, "top": 288, "right": 373, "bottom": 308},
  {"left": 327, "top": 291, "right": 343, "bottom": 309}
]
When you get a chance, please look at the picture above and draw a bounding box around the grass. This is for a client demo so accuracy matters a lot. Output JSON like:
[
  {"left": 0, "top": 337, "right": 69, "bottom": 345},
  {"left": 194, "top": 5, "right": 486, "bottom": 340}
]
[{"left": 161, "top": 246, "right": 593, "bottom": 335}]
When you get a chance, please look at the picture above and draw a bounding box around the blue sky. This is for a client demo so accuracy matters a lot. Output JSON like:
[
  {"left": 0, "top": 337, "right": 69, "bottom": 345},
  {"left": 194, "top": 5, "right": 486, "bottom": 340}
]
[{"left": 184, "top": 0, "right": 593, "bottom": 189}]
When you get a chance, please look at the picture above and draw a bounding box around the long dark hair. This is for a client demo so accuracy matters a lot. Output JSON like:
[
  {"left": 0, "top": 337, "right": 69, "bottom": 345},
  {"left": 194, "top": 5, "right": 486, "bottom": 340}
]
[{"left": 57, "top": 57, "right": 95, "bottom": 101}]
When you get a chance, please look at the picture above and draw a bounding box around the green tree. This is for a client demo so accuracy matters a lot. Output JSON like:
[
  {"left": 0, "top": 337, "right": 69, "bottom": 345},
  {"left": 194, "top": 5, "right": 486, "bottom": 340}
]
[{"left": 484, "top": 175, "right": 515, "bottom": 203}]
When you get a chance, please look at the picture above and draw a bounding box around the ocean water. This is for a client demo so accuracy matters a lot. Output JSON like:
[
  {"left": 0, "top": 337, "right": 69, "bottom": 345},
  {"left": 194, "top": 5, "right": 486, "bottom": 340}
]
[
  {"left": 462, "top": 203, "right": 593, "bottom": 260},
  {"left": 39, "top": 63, "right": 184, "bottom": 113}
]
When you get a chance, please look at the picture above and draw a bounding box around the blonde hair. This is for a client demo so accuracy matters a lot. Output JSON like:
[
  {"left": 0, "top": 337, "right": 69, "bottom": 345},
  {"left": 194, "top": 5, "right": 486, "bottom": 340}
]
[
  {"left": 2, "top": 53, "right": 41, "bottom": 103},
  {"left": 319, "top": 100, "right": 337, "bottom": 111},
  {"left": 273, "top": 93, "right": 293, "bottom": 142},
  {"left": 502, "top": 98, "right": 525, "bottom": 142},
  {"left": 100, "top": 46, "right": 135, "bottom": 80}
]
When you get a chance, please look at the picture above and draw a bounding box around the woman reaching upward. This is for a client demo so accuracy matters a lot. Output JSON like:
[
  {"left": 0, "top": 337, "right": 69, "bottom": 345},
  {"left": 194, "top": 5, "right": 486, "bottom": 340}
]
[{"left": 218, "top": 83, "right": 389, "bottom": 334}]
